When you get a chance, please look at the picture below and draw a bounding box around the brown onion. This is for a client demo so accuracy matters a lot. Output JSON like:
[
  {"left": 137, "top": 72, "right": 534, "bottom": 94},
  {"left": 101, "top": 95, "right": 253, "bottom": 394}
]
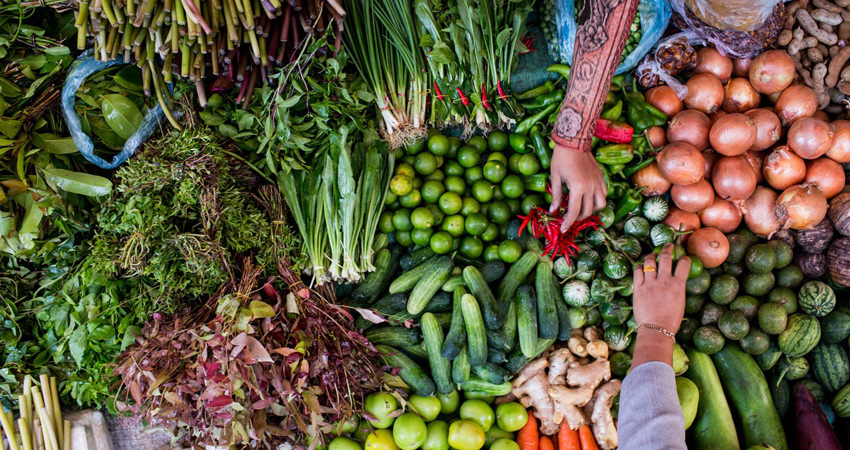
[
  {"left": 710, "top": 111, "right": 728, "bottom": 126},
  {"left": 804, "top": 157, "right": 846, "bottom": 198},
  {"left": 672, "top": 178, "right": 715, "bottom": 213},
  {"left": 733, "top": 58, "right": 753, "bottom": 77},
  {"left": 632, "top": 161, "right": 671, "bottom": 196},
  {"left": 767, "top": 91, "right": 782, "bottom": 105},
  {"left": 667, "top": 110, "right": 711, "bottom": 150},
  {"left": 647, "top": 126, "right": 667, "bottom": 149},
  {"left": 695, "top": 47, "right": 734, "bottom": 82},
  {"left": 775, "top": 183, "right": 829, "bottom": 229},
  {"left": 702, "top": 150, "right": 719, "bottom": 181},
  {"left": 775, "top": 85, "right": 818, "bottom": 125},
  {"left": 657, "top": 142, "right": 706, "bottom": 186},
  {"left": 713, "top": 155, "right": 758, "bottom": 200},
  {"left": 763, "top": 146, "right": 806, "bottom": 190},
  {"left": 645, "top": 86, "right": 684, "bottom": 117},
  {"left": 709, "top": 113, "right": 758, "bottom": 156},
  {"left": 687, "top": 227, "right": 730, "bottom": 268},
  {"left": 742, "top": 187, "right": 781, "bottom": 238},
  {"left": 745, "top": 108, "right": 782, "bottom": 151},
  {"left": 826, "top": 120, "right": 850, "bottom": 163},
  {"left": 699, "top": 198, "right": 743, "bottom": 233},
  {"left": 749, "top": 50, "right": 796, "bottom": 94},
  {"left": 813, "top": 111, "right": 830, "bottom": 122},
  {"left": 722, "top": 78, "right": 760, "bottom": 113},
  {"left": 663, "top": 206, "right": 701, "bottom": 240},
  {"left": 684, "top": 73, "right": 724, "bottom": 114},
  {"left": 787, "top": 117, "right": 834, "bottom": 159},
  {"left": 744, "top": 150, "right": 766, "bottom": 183}
]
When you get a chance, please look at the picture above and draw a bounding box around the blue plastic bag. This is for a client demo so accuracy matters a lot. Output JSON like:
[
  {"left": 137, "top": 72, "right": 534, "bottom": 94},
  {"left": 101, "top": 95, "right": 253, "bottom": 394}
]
[
  {"left": 61, "top": 51, "right": 168, "bottom": 170},
  {"left": 554, "top": 0, "right": 671, "bottom": 75}
]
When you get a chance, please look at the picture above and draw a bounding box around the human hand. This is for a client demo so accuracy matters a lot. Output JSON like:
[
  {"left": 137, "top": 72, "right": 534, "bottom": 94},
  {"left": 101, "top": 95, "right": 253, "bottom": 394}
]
[
  {"left": 632, "top": 244, "right": 691, "bottom": 334},
  {"left": 549, "top": 145, "right": 607, "bottom": 232}
]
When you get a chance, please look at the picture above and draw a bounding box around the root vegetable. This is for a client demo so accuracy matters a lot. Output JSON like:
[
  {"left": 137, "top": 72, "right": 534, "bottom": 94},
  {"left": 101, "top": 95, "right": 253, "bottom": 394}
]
[
  {"left": 779, "top": 29, "right": 795, "bottom": 46},
  {"left": 589, "top": 381, "right": 622, "bottom": 450},
  {"left": 548, "top": 348, "right": 575, "bottom": 386},
  {"left": 745, "top": 108, "right": 782, "bottom": 151},
  {"left": 826, "top": 119, "right": 850, "bottom": 162},
  {"left": 513, "top": 358, "right": 560, "bottom": 435},
  {"left": 805, "top": 157, "right": 846, "bottom": 198},
  {"left": 549, "top": 384, "right": 595, "bottom": 431},
  {"left": 584, "top": 327, "right": 602, "bottom": 342},
  {"left": 775, "top": 84, "right": 819, "bottom": 125},
  {"left": 568, "top": 336, "right": 589, "bottom": 358}
]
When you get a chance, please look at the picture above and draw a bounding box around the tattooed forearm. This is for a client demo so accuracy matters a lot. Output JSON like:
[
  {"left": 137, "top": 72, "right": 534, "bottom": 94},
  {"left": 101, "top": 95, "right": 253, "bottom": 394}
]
[{"left": 552, "top": 0, "right": 640, "bottom": 151}]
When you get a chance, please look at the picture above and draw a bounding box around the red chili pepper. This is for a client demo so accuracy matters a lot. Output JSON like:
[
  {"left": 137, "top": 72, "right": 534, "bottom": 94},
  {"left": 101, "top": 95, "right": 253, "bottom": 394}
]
[
  {"left": 456, "top": 87, "right": 469, "bottom": 106},
  {"left": 594, "top": 119, "right": 634, "bottom": 144},
  {"left": 481, "top": 84, "right": 490, "bottom": 109},
  {"left": 434, "top": 81, "right": 444, "bottom": 101},
  {"left": 497, "top": 80, "right": 507, "bottom": 101}
]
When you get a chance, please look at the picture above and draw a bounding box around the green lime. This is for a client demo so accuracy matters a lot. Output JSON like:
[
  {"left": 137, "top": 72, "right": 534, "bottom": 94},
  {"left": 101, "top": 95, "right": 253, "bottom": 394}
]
[
  {"left": 688, "top": 255, "right": 704, "bottom": 279},
  {"left": 390, "top": 175, "right": 414, "bottom": 196},
  {"left": 421, "top": 181, "right": 446, "bottom": 204},
  {"left": 396, "top": 230, "right": 413, "bottom": 247},
  {"left": 378, "top": 211, "right": 395, "bottom": 233},
  {"left": 406, "top": 139, "right": 426, "bottom": 155},
  {"left": 427, "top": 204, "right": 444, "bottom": 224},
  {"left": 396, "top": 163, "right": 415, "bottom": 179},
  {"left": 413, "top": 178, "right": 423, "bottom": 189},
  {"left": 458, "top": 146, "right": 480, "bottom": 168},
  {"left": 399, "top": 189, "right": 422, "bottom": 208},
  {"left": 468, "top": 136, "right": 488, "bottom": 153},
  {"left": 505, "top": 199, "right": 521, "bottom": 216},
  {"left": 412, "top": 228, "right": 434, "bottom": 247},
  {"left": 521, "top": 195, "right": 543, "bottom": 215},
  {"left": 488, "top": 201, "right": 512, "bottom": 225},
  {"left": 411, "top": 207, "right": 435, "bottom": 229},
  {"left": 483, "top": 161, "right": 508, "bottom": 183},
  {"left": 508, "top": 154, "right": 522, "bottom": 174},
  {"left": 471, "top": 180, "right": 495, "bottom": 203},
  {"left": 402, "top": 155, "right": 416, "bottom": 166},
  {"left": 499, "top": 222, "right": 509, "bottom": 239},
  {"left": 492, "top": 185, "right": 505, "bottom": 201},
  {"left": 481, "top": 224, "right": 500, "bottom": 242},
  {"left": 425, "top": 170, "right": 445, "bottom": 182},
  {"left": 435, "top": 156, "right": 445, "bottom": 168},
  {"left": 430, "top": 231, "right": 454, "bottom": 254},
  {"left": 488, "top": 131, "right": 509, "bottom": 151},
  {"left": 459, "top": 236, "right": 484, "bottom": 259},
  {"left": 517, "top": 154, "right": 541, "bottom": 176},
  {"left": 498, "top": 240, "right": 523, "bottom": 263},
  {"left": 385, "top": 192, "right": 398, "bottom": 206},
  {"left": 439, "top": 192, "right": 463, "bottom": 215},
  {"left": 330, "top": 437, "right": 363, "bottom": 450},
  {"left": 447, "top": 137, "right": 463, "bottom": 159},
  {"left": 479, "top": 203, "right": 490, "bottom": 218},
  {"left": 392, "top": 209, "right": 413, "bottom": 231},
  {"left": 442, "top": 214, "right": 465, "bottom": 237},
  {"left": 445, "top": 176, "right": 466, "bottom": 195},
  {"left": 486, "top": 152, "right": 508, "bottom": 165},
  {"left": 415, "top": 153, "right": 438, "bottom": 175},
  {"left": 386, "top": 200, "right": 401, "bottom": 211},
  {"left": 483, "top": 244, "right": 501, "bottom": 262},
  {"left": 428, "top": 134, "right": 451, "bottom": 156},
  {"left": 461, "top": 197, "right": 481, "bottom": 216},
  {"left": 445, "top": 161, "right": 464, "bottom": 177},
  {"left": 501, "top": 175, "right": 525, "bottom": 199},
  {"left": 465, "top": 213, "right": 489, "bottom": 236},
  {"left": 465, "top": 166, "right": 484, "bottom": 183}
]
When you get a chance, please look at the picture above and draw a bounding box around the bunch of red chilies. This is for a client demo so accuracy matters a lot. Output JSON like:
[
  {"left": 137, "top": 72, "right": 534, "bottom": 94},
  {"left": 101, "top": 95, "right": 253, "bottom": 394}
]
[{"left": 518, "top": 193, "right": 601, "bottom": 261}]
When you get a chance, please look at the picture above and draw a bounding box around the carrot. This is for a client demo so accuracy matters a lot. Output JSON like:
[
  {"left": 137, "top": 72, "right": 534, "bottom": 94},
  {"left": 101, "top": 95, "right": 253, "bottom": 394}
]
[
  {"left": 558, "top": 421, "right": 581, "bottom": 450},
  {"left": 517, "top": 410, "right": 539, "bottom": 450},
  {"left": 578, "top": 426, "right": 598, "bottom": 450},
  {"left": 539, "top": 436, "right": 555, "bottom": 450}
]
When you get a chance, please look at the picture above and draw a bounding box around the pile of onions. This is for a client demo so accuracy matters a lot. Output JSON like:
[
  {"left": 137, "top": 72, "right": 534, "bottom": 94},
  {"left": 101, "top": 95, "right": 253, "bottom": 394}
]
[
  {"left": 744, "top": 151, "right": 766, "bottom": 183},
  {"left": 804, "top": 158, "right": 846, "bottom": 198},
  {"left": 702, "top": 151, "right": 718, "bottom": 181},
  {"left": 699, "top": 198, "right": 742, "bottom": 233},
  {"left": 743, "top": 187, "right": 781, "bottom": 237},
  {"left": 775, "top": 183, "right": 829, "bottom": 229},
  {"left": 647, "top": 126, "right": 667, "bottom": 149},
  {"left": 694, "top": 47, "right": 733, "bottom": 83},
  {"left": 763, "top": 146, "right": 806, "bottom": 190},
  {"left": 657, "top": 142, "right": 706, "bottom": 186},
  {"left": 667, "top": 110, "right": 711, "bottom": 150},
  {"left": 664, "top": 206, "right": 701, "bottom": 241},
  {"left": 687, "top": 227, "right": 730, "bottom": 268},
  {"left": 632, "top": 161, "right": 671, "bottom": 196},
  {"left": 672, "top": 179, "right": 715, "bottom": 213},
  {"left": 775, "top": 85, "right": 818, "bottom": 125},
  {"left": 748, "top": 50, "right": 795, "bottom": 94},
  {"left": 722, "top": 78, "right": 760, "bottom": 113},
  {"left": 733, "top": 58, "right": 752, "bottom": 77},
  {"left": 710, "top": 111, "right": 728, "bottom": 125},
  {"left": 826, "top": 120, "right": 850, "bottom": 163},
  {"left": 684, "top": 73, "right": 724, "bottom": 114},
  {"left": 744, "top": 108, "right": 782, "bottom": 151},
  {"left": 787, "top": 117, "right": 834, "bottom": 159},
  {"left": 712, "top": 155, "right": 757, "bottom": 200},
  {"left": 813, "top": 111, "right": 831, "bottom": 122},
  {"left": 645, "top": 86, "right": 684, "bottom": 117},
  {"left": 709, "top": 113, "right": 757, "bottom": 156}
]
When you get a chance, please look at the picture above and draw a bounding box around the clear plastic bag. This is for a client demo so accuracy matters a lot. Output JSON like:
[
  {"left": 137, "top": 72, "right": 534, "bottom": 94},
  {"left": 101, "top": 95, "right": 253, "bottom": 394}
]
[
  {"left": 553, "top": 0, "right": 672, "bottom": 75},
  {"left": 61, "top": 51, "right": 168, "bottom": 170},
  {"left": 678, "top": 0, "right": 780, "bottom": 32},
  {"left": 635, "top": 31, "right": 705, "bottom": 97}
]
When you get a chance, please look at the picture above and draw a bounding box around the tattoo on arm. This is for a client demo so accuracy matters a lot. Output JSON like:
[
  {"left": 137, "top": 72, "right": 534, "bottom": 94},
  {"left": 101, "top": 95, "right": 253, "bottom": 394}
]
[{"left": 553, "top": 0, "right": 640, "bottom": 150}]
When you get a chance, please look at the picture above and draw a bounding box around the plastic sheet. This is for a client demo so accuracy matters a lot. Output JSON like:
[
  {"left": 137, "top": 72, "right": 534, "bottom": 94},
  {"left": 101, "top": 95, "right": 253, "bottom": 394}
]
[
  {"left": 635, "top": 31, "right": 705, "bottom": 98},
  {"left": 678, "top": 0, "right": 780, "bottom": 32},
  {"left": 61, "top": 51, "right": 167, "bottom": 170}
]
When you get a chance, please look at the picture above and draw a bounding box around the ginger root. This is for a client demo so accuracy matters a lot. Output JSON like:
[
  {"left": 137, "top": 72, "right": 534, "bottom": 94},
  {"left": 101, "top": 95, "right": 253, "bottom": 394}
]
[
  {"left": 590, "top": 380, "right": 622, "bottom": 450},
  {"left": 548, "top": 348, "right": 574, "bottom": 386},
  {"left": 549, "top": 384, "right": 595, "bottom": 430},
  {"left": 512, "top": 358, "right": 559, "bottom": 435}
]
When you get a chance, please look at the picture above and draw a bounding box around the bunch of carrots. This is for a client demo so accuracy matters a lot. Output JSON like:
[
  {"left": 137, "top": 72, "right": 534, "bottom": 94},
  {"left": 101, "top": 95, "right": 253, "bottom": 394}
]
[{"left": 517, "top": 410, "right": 599, "bottom": 450}]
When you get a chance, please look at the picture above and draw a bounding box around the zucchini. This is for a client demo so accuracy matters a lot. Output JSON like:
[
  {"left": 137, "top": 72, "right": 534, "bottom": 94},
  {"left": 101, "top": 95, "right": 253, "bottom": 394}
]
[
  {"left": 487, "top": 347, "right": 507, "bottom": 364},
  {"left": 355, "top": 293, "right": 408, "bottom": 330},
  {"left": 408, "top": 257, "right": 454, "bottom": 314},
  {"left": 461, "top": 293, "right": 489, "bottom": 366},
  {"left": 424, "top": 291, "right": 453, "bottom": 313},
  {"left": 365, "top": 327, "right": 422, "bottom": 347},
  {"left": 481, "top": 261, "right": 506, "bottom": 283},
  {"left": 555, "top": 294, "right": 573, "bottom": 341},
  {"left": 461, "top": 378, "right": 512, "bottom": 396},
  {"left": 442, "top": 274, "right": 466, "bottom": 292},
  {"left": 390, "top": 255, "right": 440, "bottom": 293},
  {"left": 376, "top": 344, "right": 436, "bottom": 396},
  {"left": 497, "top": 251, "right": 539, "bottom": 322},
  {"left": 535, "top": 263, "right": 560, "bottom": 339},
  {"left": 463, "top": 266, "right": 502, "bottom": 330},
  {"left": 401, "top": 247, "right": 437, "bottom": 271},
  {"left": 472, "top": 362, "right": 511, "bottom": 384},
  {"left": 684, "top": 348, "right": 740, "bottom": 450},
  {"left": 441, "top": 288, "right": 467, "bottom": 359},
  {"left": 453, "top": 346, "right": 471, "bottom": 386},
  {"left": 486, "top": 328, "right": 510, "bottom": 353},
  {"left": 517, "top": 285, "right": 539, "bottom": 357},
  {"left": 351, "top": 246, "right": 403, "bottom": 304},
  {"left": 421, "top": 313, "right": 455, "bottom": 395},
  {"left": 506, "top": 338, "right": 556, "bottom": 374}
]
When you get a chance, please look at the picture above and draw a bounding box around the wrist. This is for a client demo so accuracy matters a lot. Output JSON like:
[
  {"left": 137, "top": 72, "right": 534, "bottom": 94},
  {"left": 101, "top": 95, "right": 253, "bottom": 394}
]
[{"left": 631, "top": 329, "right": 675, "bottom": 370}]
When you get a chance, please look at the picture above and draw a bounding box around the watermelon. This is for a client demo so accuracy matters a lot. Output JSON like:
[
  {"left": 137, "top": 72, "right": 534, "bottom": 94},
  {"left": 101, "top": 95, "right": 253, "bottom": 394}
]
[
  {"left": 833, "top": 383, "right": 850, "bottom": 418},
  {"left": 798, "top": 281, "right": 836, "bottom": 318},
  {"left": 778, "top": 314, "right": 821, "bottom": 357},
  {"left": 777, "top": 356, "right": 809, "bottom": 381},
  {"left": 811, "top": 344, "right": 850, "bottom": 393},
  {"left": 820, "top": 310, "right": 850, "bottom": 344}
]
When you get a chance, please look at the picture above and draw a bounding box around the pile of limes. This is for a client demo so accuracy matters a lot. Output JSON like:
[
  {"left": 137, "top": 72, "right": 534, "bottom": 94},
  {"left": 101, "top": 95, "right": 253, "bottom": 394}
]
[{"left": 379, "top": 131, "right": 551, "bottom": 264}]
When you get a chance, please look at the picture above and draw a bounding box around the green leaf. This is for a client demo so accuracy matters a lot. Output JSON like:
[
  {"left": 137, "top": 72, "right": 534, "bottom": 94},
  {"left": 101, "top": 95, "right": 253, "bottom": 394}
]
[
  {"left": 249, "top": 300, "right": 276, "bottom": 318},
  {"left": 496, "top": 29, "right": 512, "bottom": 50},
  {"left": 42, "top": 168, "right": 113, "bottom": 197},
  {"left": 113, "top": 66, "right": 143, "bottom": 91},
  {"left": 277, "top": 94, "right": 302, "bottom": 109},
  {"left": 19, "top": 198, "right": 44, "bottom": 235},
  {"left": 88, "top": 323, "right": 115, "bottom": 340},
  {"left": 121, "top": 326, "right": 142, "bottom": 350},
  {"left": 31, "top": 133, "right": 78, "bottom": 154},
  {"left": 0, "top": 120, "right": 21, "bottom": 138},
  {"left": 429, "top": 41, "right": 456, "bottom": 65},
  {"left": 0, "top": 78, "right": 21, "bottom": 97},
  {"left": 69, "top": 327, "right": 87, "bottom": 367},
  {"left": 419, "top": 34, "right": 436, "bottom": 48},
  {"left": 199, "top": 111, "right": 226, "bottom": 126},
  {"left": 101, "top": 94, "right": 143, "bottom": 140}
]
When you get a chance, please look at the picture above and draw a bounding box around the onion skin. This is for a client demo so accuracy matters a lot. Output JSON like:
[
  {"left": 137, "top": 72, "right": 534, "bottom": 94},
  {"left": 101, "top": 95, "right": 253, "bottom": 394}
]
[
  {"left": 632, "top": 161, "right": 672, "bottom": 196},
  {"left": 775, "top": 85, "right": 818, "bottom": 125},
  {"left": 745, "top": 108, "right": 782, "bottom": 151},
  {"left": 695, "top": 47, "right": 734, "bottom": 82},
  {"left": 775, "top": 183, "right": 829, "bottom": 230},
  {"left": 712, "top": 155, "right": 758, "bottom": 200},
  {"left": 813, "top": 111, "right": 830, "bottom": 122},
  {"left": 647, "top": 126, "right": 667, "bottom": 149},
  {"left": 749, "top": 49, "right": 796, "bottom": 94},
  {"left": 733, "top": 58, "right": 753, "bottom": 77},
  {"left": 795, "top": 251, "right": 827, "bottom": 279},
  {"left": 826, "top": 120, "right": 850, "bottom": 163},
  {"left": 744, "top": 151, "right": 766, "bottom": 184},
  {"left": 699, "top": 198, "right": 743, "bottom": 233},
  {"left": 687, "top": 227, "right": 730, "bottom": 268},
  {"left": 684, "top": 73, "right": 724, "bottom": 114},
  {"left": 672, "top": 178, "right": 715, "bottom": 213},
  {"left": 710, "top": 111, "right": 728, "bottom": 126},
  {"left": 742, "top": 187, "right": 781, "bottom": 238},
  {"left": 787, "top": 118, "right": 834, "bottom": 159},
  {"left": 828, "top": 192, "right": 850, "bottom": 237},
  {"left": 645, "top": 86, "right": 684, "bottom": 118},
  {"left": 667, "top": 110, "right": 711, "bottom": 150},
  {"left": 709, "top": 113, "right": 758, "bottom": 156},
  {"left": 827, "top": 238, "right": 850, "bottom": 287},
  {"left": 763, "top": 146, "right": 807, "bottom": 190},
  {"left": 804, "top": 158, "right": 845, "bottom": 199},
  {"left": 796, "top": 217, "right": 835, "bottom": 253},
  {"left": 722, "top": 78, "right": 760, "bottom": 113},
  {"left": 657, "top": 142, "right": 706, "bottom": 186},
  {"left": 664, "top": 206, "right": 701, "bottom": 242}
]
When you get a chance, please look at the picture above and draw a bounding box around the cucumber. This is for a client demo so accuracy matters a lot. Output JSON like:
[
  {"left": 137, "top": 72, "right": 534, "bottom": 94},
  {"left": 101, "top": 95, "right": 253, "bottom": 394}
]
[
  {"left": 516, "top": 285, "right": 539, "bottom": 357},
  {"left": 505, "top": 338, "right": 556, "bottom": 374},
  {"left": 355, "top": 293, "right": 408, "bottom": 330},
  {"left": 403, "top": 342, "right": 429, "bottom": 361},
  {"left": 472, "top": 362, "right": 511, "bottom": 384},
  {"left": 487, "top": 347, "right": 507, "bottom": 364},
  {"left": 535, "top": 263, "right": 559, "bottom": 339},
  {"left": 501, "top": 300, "right": 518, "bottom": 353},
  {"left": 408, "top": 257, "right": 454, "bottom": 314},
  {"left": 712, "top": 344, "right": 788, "bottom": 450},
  {"left": 351, "top": 246, "right": 403, "bottom": 304},
  {"left": 486, "top": 328, "right": 510, "bottom": 353},
  {"left": 421, "top": 313, "right": 454, "bottom": 395},
  {"left": 441, "top": 288, "right": 467, "bottom": 359},
  {"left": 365, "top": 327, "right": 422, "bottom": 347},
  {"left": 376, "top": 344, "right": 436, "bottom": 396},
  {"left": 461, "top": 378, "right": 512, "bottom": 396},
  {"left": 431, "top": 313, "right": 453, "bottom": 330},
  {"left": 401, "top": 247, "right": 437, "bottom": 271},
  {"left": 555, "top": 295, "right": 573, "bottom": 341},
  {"left": 463, "top": 266, "right": 502, "bottom": 330},
  {"left": 497, "top": 251, "right": 538, "bottom": 320},
  {"left": 481, "top": 261, "right": 507, "bottom": 283},
  {"left": 684, "top": 348, "right": 740, "bottom": 450},
  {"left": 461, "top": 293, "right": 488, "bottom": 366},
  {"left": 442, "top": 275, "right": 466, "bottom": 292},
  {"left": 452, "top": 346, "right": 471, "bottom": 386},
  {"left": 424, "top": 291, "right": 453, "bottom": 313},
  {"left": 390, "top": 255, "right": 441, "bottom": 293}
]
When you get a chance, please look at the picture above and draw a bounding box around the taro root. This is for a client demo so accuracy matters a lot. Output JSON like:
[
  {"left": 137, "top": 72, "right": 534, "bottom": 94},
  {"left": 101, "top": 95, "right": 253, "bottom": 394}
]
[
  {"left": 795, "top": 251, "right": 827, "bottom": 279},
  {"left": 827, "top": 237, "right": 850, "bottom": 287},
  {"left": 794, "top": 217, "right": 834, "bottom": 253},
  {"left": 772, "top": 229, "right": 796, "bottom": 248},
  {"left": 828, "top": 192, "right": 850, "bottom": 237}
]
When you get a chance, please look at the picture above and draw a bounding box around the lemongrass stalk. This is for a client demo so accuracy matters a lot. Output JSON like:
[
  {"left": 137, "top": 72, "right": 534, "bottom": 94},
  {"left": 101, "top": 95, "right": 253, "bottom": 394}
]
[
  {"left": 19, "top": 419, "right": 33, "bottom": 450},
  {"left": 150, "top": 61, "right": 182, "bottom": 130},
  {"left": 101, "top": 0, "right": 118, "bottom": 26},
  {"left": 19, "top": 395, "right": 29, "bottom": 432},
  {"left": 62, "top": 422, "right": 69, "bottom": 450},
  {"left": 33, "top": 418, "right": 43, "bottom": 450},
  {"left": 49, "top": 379, "right": 60, "bottom": 450},
  {"left": 36, "top": 409, "right": 57, "bottom": 450},
  {"left": 77, "top": 23, "right": 87, "bottom": 49},
  {"left": 0, "top": 408, "right": 20, "bottom": 450}
]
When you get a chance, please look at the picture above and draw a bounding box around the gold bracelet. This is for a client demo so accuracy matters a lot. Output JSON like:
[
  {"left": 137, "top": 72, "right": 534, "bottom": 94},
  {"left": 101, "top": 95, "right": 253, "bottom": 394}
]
[{"left": 636, "top": 323, "right": 676, "bottom": 342}]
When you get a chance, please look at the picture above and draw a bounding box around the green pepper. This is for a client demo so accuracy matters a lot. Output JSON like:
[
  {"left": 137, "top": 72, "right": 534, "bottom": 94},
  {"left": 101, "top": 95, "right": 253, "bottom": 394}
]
[
  {"left": 524, "top": 173, "right": 549, "bottom": 193},
  {"left": 515, "top": 103, "right": 558, "bottom": 136},
  {"left": 623, "top": 156, "right": 656, "bottom": 178},
  {"left": 608, "top": 181, "right": 628, "bottom": 199},
  {"left": 516, "top": 80, "right": 555, "bottom": 101},
  {"left": 531, "top": 126, "right": 552, "bottom": 169},
  {"left": 608, "top": 164, "right": 626, "bottom": 175},
  {"left": 611, "top": 74, "right": 626, "bottom": 89},
  {"left": 596, "top": 144, "right": 634, "bottom": 166},
  {"left": 521, "top": 90, "right": 564, "bottom": 110},
  {"left": 613, "top": 187, "right": 646, "bottom": 223},
  {"left": 624, "top": 80, "right": 667, "bottom": 132},
  {"left": 546, "top": 64, "right": 571, "bottom": 80},
  {"left": 601, "top": 100, "right": 623, "bottom": 121},
  {"left": 631, "top": 134, "right": 652, "bottom": 156},
  {"left": 604, "top": 91, "right": 619, "bottom": 108},
  {"left": 509, "top": 134, "right": 531, "bottom": 153}
]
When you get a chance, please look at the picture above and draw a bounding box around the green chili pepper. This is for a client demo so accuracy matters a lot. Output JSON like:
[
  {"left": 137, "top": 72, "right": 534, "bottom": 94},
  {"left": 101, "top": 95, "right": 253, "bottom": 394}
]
[
  {"left": 516, "top": 80, "right": 555, "bottom": 101},
  {"left": 525, "top": 173, "right": 549, "bottom": 192},
  {"left": 609, "top": 181, "right": 628, "bottom": 199},
  {"left": 515, "top": 103, "right": 558, "bottom": 136},
  {"left": 604, "top": 91, "right": 618, "bottom": 108},
  {"left": 613, "top": 187, "right": 646, "bottom": 223},
  {"left": 623, "top": 156, "right": 656, "bottom": 178},
  {"left": 531, "top": 126, "right": 552, "bottom": 169},
  {"left": 521, "top": 90, "right": 564, "bottom": 110},
  {"left": 611, "top": 74, "right": 626, "bottom": 89},
  {"left": 596, "top": 144, "right": 634, "bottom": 166},
  {"left": 601, "top": 100, "right": 623, "bottom": 121},
  {"left": 624, "top": 80, "right": 667, "bottom": 132},
  {"left": 631, "top": 134, "right": 652, "bottom": 156},
  {"left": 509, "top": 134, "right": 531, "bottom": 153},
  {"left": 608, "top": 164, "right": 626, "bottom": 175},
  {"left": 600, "top": 163, "right": 613, "bottom": 195},
  {"left": 546, "top": 64, "right": 571, "bottom": 80}
]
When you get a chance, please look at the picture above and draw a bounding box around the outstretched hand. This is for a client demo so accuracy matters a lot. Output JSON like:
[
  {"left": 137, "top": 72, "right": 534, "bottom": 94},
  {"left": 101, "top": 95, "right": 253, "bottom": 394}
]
[
  {"left": 549, "top": 145, "right": 607, "bottom": 232},
  {"left": 633, "top": 244, "right": 691, "bottom": 334}
]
